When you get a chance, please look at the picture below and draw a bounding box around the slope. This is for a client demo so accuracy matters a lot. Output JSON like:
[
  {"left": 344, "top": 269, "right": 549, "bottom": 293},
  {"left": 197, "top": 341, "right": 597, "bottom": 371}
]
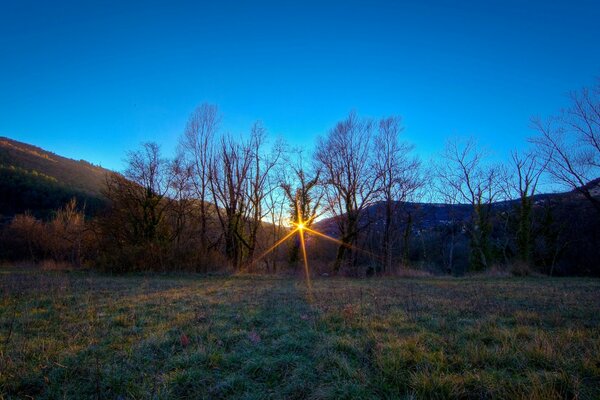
[{"left": 0, "top": 137, "right": 110, "bottom": 218}]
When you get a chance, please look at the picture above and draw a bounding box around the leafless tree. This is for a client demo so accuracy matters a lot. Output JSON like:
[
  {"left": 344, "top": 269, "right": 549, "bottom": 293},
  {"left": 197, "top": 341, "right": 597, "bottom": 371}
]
[
  {"left": 179, "top": 104, "right": 220, "bottom": 255},
  {"left": 209, "top": 134, "right": 253, "bottom": 269},
  {"left": 263, "top": 169, "right": 289, "bottom": 273},
  {"left": 531, "top": 82, "right": 600, "bottom": 214},
  {"left": 49, "top": 198, "right": 87, "bottom": 266},
  {"left": 101, "top": 142, "right": 174, "bottom": 270},
  {"left": 436, "top": 139, "right": 500, "bottom": 271},
  {"left": 245, "top": 123, "right": 282, "bottom": 268},
  {"left": 123, "top": 142, "right": 173, "bottom": 243},
  {"left": 167, "top": 154, "right": 197, "bottom": 263},
  {"left": 280, "top": 148, "right": 323, "bottom": 266},
  {"left": 430, "top": 174, "right": 463, "bottom": 274},
  {"left": 314, "top": 112, "right": 380, "bottom": 274},
  {"left": 504, "top": 149, "right": 546, "bottom": 265},
  {"left": 373, "top": 116, "right": 422, "bottom": 272},
  {"left": 9, "top": 213, "right": 42, "bottom": 261}
]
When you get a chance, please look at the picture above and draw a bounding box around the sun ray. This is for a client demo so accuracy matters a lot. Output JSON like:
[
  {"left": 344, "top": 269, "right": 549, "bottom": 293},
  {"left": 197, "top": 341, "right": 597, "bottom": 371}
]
[
  {"left": 298, "top": 226, "right": 313, "bottom": 300},
  {"left": 248, "top": 199, "right": 381, "bottom": 288},
  {"left": 303, "top": 227, "right": 383, "bottom": 262},
  {"left": 249, "top": 228, "right": 298, "bottom": 268}
]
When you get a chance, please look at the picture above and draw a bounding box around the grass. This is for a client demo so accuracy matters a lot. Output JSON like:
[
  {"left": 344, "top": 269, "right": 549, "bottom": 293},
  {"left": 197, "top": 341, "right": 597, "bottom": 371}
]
[{"left": 1, "top": 269, "right": 599, "bottom": 399}]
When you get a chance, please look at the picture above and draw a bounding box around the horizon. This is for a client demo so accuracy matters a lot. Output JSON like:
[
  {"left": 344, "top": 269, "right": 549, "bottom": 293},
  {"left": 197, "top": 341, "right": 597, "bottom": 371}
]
[{"left": 1, "top": 1, "right": 599, "bottom": 171}]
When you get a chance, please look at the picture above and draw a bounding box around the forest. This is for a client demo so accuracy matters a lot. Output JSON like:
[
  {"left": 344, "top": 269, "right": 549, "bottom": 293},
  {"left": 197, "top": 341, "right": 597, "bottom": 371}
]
[{"left": 1, "top": 83, "right": 599, "bottom": 277}]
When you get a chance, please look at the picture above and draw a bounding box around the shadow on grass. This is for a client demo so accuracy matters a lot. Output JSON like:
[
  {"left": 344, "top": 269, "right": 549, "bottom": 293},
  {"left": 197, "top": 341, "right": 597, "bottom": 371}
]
[{"left": 1, "top": 272, "right": 600, "bottom": 399}]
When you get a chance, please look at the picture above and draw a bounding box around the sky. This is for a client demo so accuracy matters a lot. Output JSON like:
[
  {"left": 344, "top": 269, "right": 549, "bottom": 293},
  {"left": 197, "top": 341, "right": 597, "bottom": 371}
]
[{"left": 1, "top": 0, "right": 599, "bottom": 171}]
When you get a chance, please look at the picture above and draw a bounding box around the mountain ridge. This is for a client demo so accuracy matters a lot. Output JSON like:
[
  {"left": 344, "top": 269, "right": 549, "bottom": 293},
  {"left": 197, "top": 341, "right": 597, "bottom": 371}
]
[{"left": 0, "top": 136, "right": 111, "bottom": 218}]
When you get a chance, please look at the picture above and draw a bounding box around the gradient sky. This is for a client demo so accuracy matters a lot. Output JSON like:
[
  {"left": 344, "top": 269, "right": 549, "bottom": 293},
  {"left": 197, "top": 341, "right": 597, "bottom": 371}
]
[{"left": 1, "top": 0, "right": 599, "bottom": 171}]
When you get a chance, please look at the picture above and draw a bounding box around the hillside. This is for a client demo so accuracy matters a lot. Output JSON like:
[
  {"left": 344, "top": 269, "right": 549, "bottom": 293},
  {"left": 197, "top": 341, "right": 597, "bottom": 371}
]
[
  {"left": 312, "top": 184, "right": 600, "bottom": 275},
  {"left": 0, "top": 137, "right": 110, "bottom": 219},
  {"left": 313, "top": 183, "right": 600, "bottom": 236}
]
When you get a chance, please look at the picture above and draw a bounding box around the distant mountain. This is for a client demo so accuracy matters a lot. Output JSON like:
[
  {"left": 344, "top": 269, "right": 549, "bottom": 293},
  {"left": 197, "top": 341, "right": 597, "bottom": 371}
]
[
  {"left": 0, "top": 137, "right": 111, "bottom": 219},
  {"left": 313, "top": 202, "right": 473, "bottom": 237},
  {"left": 313, "top": 181, "right": 600, "bottom": 238},
  {"left": 312, "top": 183, "right": 600, "bottom": 275}
]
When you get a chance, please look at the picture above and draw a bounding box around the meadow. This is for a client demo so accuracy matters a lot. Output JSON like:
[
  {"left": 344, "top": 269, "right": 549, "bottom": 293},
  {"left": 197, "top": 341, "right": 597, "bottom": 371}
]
[{"left": 1, "top": 269, "right": 599, "bottom": 399}]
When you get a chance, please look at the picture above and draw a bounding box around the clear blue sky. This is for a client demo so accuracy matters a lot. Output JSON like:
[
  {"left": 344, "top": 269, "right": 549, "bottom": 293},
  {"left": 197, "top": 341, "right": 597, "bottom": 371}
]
[{"left": 1, "top": 0, "right": 599, "bottom": 170}]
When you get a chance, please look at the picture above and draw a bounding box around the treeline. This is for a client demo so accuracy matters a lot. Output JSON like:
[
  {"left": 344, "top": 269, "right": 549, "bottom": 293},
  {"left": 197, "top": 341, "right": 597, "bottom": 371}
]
[
  {"left": 0, "top": 137, "right": 110, "bottom": 219},
  {"left": 0, "top": 199, "right": 93, "bottom": 266},
  {"left": 1, "top": 83, "right": 599, "bottom": 276},
  {"left": 0, "top": 164, "right": 106, "bottom": 219}
]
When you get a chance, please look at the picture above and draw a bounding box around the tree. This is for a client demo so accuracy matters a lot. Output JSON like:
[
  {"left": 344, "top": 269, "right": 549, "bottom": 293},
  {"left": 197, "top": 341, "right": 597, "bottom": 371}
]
[
  {"left": 505, "top": 150, "right": 546, "bottom": 265},
  {"left": 209, "top": 134, "right": 253, "bottom": 269},
  {"left": 8, "top": 213, "right": 42, "bottom": 261},
  {"left": 245, "top": 123, "right": 282, "bottom": 268},
  {"left": 436, "top": 139, "right": 500, "bottom": 271},
  {"left": 281, "top": 151, "right": 322, "bottom": 266},
  {"left": 167, "top": 154, "right": 198, "bottom": 267},
  {"left": 101, "top": 142, "right": 174, "bottom": 270},
  {"left": 430, "top": 172, "right": 464, "bottom": 274},
  {"left": 48, "top": 198, "right": 87, "bottom": 266},
  {"left": 373, "top": 116, "right": 421, "bottom": 272},
  {"left": 531, "top": 82, "right": 600, "bottom": 214},
  {"left": 123, "top": 142, "right": 173, "bottom": 244},
  {"left": 179, "top": 104, "right": 220, "bottom": 256},
  {"left": 314, "top": 112, "right": 380, "bottom": 274},
  {"left": 262, "top": 169, "right": 289, "bottom": 273}
]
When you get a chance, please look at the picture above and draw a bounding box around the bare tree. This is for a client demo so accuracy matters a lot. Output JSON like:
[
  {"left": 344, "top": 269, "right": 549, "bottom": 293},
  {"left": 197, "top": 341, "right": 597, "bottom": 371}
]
[
  {"left": 436, "top": 139, "right": 500, "bottom": 271},
  {"left": 179, "top": 104, "right": 220, "bottom": 256},
  {"left": 9, "top": 213, "right": 42, "bottom": 262},
  {"left": 245, "top": 122, "right": 282, "bottom": 268},
  {"left": 505, "top": 150, "right": 546, "bottom": 265},
  {"left": 209, "top": 134, "right": 253, "bottom": 269},
  {"left": 314, "top": 112, "right": 380, "bottom": 274},
  {"left": 101, "top": 142, "right": 174, "bottom": 270},
  {"left": 281, "top": 149, "right": 322, "bottom": 266},
  {"left": 263, "top": 169, "right": 289, "bottom": 273},
  {"left": 49, "top": 198, "right": 87, "bottom": 266},
  {"left": 430, "top": 174, "right": 463, "bottom": 274},
  {"left": 167, "top": 154, "right": 197, "bottom": 265},
  {"left": 531, "top": 83, "right": 600, "bottom": 214},
  {"left": 373, "top": 116, "right": 421, "bottom": 272},
  {"left": 123, "top": 142, "right": 173, "bottom": 244}
]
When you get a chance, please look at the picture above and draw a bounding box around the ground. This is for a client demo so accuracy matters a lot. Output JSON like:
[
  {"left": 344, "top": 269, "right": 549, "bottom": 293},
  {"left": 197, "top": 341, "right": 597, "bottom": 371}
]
[{"left": 1, "top": 269, "right": 599, "bottom": 399}]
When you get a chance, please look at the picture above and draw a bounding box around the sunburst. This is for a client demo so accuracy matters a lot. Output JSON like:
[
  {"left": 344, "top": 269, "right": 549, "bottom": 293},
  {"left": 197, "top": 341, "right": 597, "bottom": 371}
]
[{"left": 250, "top": 201, "right": 383, "bottom": 292}]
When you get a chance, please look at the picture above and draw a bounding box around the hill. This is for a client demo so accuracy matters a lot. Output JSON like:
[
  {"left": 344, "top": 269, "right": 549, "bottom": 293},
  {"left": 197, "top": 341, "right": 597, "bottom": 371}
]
[
  {"left": 0, "top": 137, "right": 110, "bottom": 219},
  {"left": 313, "top": 183, "right": 600, "bottom": 236},
  {"left": 312, "top": 182, "right": 600, "bottom": 276}
]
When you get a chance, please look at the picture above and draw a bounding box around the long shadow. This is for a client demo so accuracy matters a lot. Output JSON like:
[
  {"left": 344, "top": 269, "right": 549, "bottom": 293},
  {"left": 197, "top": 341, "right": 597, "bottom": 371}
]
[{"left": 1, "top": 273, "right": 326, "bottom": 399}]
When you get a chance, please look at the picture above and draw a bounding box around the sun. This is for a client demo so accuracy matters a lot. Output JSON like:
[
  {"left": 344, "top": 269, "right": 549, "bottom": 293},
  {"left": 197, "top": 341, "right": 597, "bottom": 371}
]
[
  {"left": 250, "top": 205, "right": 380, "bottom": 297},
  {"left": 250, "top": 202, "right": 364, "bottom": 295}
]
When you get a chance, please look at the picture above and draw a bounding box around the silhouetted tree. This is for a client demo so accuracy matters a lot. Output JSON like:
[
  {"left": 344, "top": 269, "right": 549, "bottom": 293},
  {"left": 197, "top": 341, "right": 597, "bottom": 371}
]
[
  {"left": 48, "top": 198, "right": 87, "bottom": 266},
  {"left": 531, "top": 82, "right": 600, "bottom": 215},
  {"left": 315, "top": 112, "right": 380, "bottom": 274},
  {"left": 436, "top": 139, "right": 500, "bottom": 271},
  {"left": 179, "top": 104, "right": 220, "bottom": 257},
  {"left": 245, "top": 123, "right": 282, "bottom": 269},
  {"left": 373, "top": 116, "right": 421, "bottom": 272},
  {"left": 505, "top": 149, "right": 546, "bottom": 265},
  {"left": 209, "top": 134, "right": 253, "bottom": 269},
  {"left": 281, "top": 155, "right": 322, "bottom": 266},
  {"left": 101, "top": 142, "right": 174, "bottom": 270}
]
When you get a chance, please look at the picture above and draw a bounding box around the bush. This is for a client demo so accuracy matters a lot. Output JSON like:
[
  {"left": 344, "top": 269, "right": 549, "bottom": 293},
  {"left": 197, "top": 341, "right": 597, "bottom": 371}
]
[{"left": 510, "top": 261, "right": 531, "bottom": 277}]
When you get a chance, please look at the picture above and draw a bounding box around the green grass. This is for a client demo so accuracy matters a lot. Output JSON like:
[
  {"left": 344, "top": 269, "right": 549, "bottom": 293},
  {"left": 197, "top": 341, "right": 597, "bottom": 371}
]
[{"left": 1, "top": 269, "right": 599, "bottom": 399}]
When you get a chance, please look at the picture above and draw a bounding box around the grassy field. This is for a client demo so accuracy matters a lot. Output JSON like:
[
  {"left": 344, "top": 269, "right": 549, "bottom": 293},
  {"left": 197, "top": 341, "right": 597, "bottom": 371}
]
[{"left": 1, "top": 269, "right": 599, "bottom": 399}]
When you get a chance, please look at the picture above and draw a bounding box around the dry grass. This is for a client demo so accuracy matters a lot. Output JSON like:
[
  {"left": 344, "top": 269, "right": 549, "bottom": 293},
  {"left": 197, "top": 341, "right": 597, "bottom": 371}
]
[{"left": 1, "top": 269, "right": 599, "bottom": 399}]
